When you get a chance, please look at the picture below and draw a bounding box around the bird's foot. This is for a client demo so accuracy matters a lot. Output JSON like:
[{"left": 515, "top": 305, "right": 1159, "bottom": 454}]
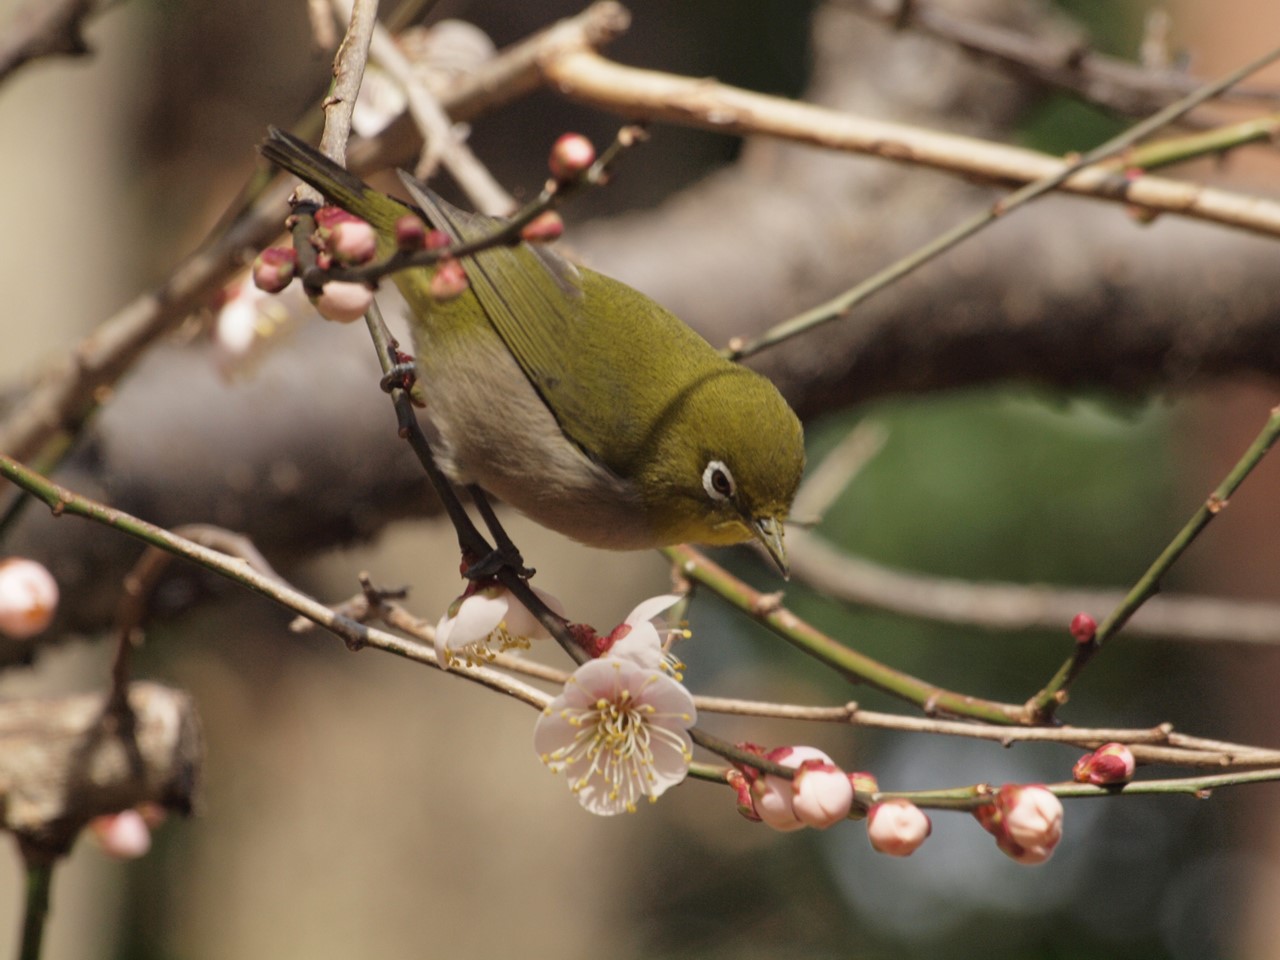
[
  {"left": 462, "top": 545, "right": 535, "bottom": 582},
  {"left": 379, "top": 360, "right": 417, "bottom": 394}
]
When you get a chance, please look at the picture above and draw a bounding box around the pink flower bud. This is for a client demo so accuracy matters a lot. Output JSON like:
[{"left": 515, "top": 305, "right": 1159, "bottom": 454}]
[
  {"left": 549, "top": 133, "right": 596, "bottom": 181},
  {"left": 867, "top": 799, "right": 932, "bottom": 857},
  {"left": 313, "top": 207, "right": 377, "bottom": 264},
  {"left": 977, "top": 784, "right": 1064, "bottom": 865},
  {"left": 430, "top": 259, "right": 469, "bottom": 301},
  {"left": 750, "top": 746, "right": 847, "bottom": 833},
  {"left": 395, "top": 215, "right": 427, "bottom": 251},
  {"left": 0, "top": 557, "right": 59, "bottom": 639},
  {"left": 521, "top": 211, "right": 564, "bottom": 243},
  {"left": 425, "top": 229, "right": 452, "bottom": 251},
  {"left": 1072, "top": 742, "right": 1135, "bottom": 786},
  {"left": 251, "top": 247, "right": 297, "bottom": 294},
  {"left": 311, "top": 280, "right": 374, "bottom": 323},
  {"left": 792, "top": 758, "right": 854, "bottom": 829},
  {"left": 89, "top": 810, "right": 151, "bottom": 860},
  {"left": 329, "top": 219, "right": 377, "bottom": 265},
  {"left": 1070, "top": 612, "right": 1097, "bottom": 644}
]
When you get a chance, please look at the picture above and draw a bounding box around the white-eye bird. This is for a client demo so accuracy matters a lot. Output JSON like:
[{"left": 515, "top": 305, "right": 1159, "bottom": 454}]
[{"left": 261, "top": 128, "right": 805, "bottom": 573}]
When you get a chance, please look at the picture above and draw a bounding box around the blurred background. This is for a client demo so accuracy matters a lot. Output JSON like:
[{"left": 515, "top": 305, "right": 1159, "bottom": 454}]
[{"left": 2, "top": 0, "right": 1280, "bottom": 957}]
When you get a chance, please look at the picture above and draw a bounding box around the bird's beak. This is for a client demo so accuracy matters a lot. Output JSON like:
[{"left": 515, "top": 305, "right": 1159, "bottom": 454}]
[{"left": 751, "top": 516, "right": 790, "bottom": 579}]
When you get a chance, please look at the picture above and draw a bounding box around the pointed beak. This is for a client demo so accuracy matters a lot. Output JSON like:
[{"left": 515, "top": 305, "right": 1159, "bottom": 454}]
[{"left": 750, "top": 516, "right": 790, "bottom": 579}]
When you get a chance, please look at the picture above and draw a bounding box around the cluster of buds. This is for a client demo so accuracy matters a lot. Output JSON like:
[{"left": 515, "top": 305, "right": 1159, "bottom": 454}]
[
  {"left": 1073, "top": 742, "right": 1136, "bottom": 786},
  {"left": 974, "top": 784, "right": 1064, "bottom": 865},
  {"left": 0, "top": 557, "right": 58, "bottom": 639},
  {"left": 730, "top": 750, "right": 930, "bottom": 855}
]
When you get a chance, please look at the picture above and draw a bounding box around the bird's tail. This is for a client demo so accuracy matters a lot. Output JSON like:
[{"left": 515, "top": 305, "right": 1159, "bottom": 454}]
[{"left": 259, "top": 127, "right": 408, "bottom": 233}]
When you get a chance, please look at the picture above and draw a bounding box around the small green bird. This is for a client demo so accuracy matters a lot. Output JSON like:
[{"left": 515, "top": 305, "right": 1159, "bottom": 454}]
[{"left": 260, "top": 128, "right": 805, "bottom": 573}]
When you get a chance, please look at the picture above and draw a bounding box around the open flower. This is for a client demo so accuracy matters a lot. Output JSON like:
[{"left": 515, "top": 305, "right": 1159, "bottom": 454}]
[
  {"left": 434, "top": 582, "right": 563, "bottom": 669},
  {"left": 534, "top": 656, "right": 696, "bottom": 815}
]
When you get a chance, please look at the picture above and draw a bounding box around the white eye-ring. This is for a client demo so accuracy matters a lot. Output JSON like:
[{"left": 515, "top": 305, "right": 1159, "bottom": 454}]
[{"left": 702, "top": 460, "right": 736, "bottom": 502}]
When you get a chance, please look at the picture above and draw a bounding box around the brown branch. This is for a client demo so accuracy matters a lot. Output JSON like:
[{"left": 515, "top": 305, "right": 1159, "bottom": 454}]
[
  {"left": 0, "top": 682, "right": 202, "bottom": 858},
  {"left": 540, "top": 48, "right": 1280, "bottom": 240}
]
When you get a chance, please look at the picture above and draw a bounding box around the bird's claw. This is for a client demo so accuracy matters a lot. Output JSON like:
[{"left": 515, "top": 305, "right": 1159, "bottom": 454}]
[
  {"left": 463, "top": 546, "right": 535, "bottom": 582},
  {"left": 379, "top": 360, "right": 417, "bottom": 394}
]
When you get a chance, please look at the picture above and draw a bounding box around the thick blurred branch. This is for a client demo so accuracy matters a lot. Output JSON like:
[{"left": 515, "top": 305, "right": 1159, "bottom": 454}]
[
  {"left": 842, "top": 0, "right": 1280, "bottom": 117},
  {"left": 0, "top": 682, "right": 202, "bottom": 858},
  {"left": 0, "top": 0, "right": 104, "bottom": 85}
]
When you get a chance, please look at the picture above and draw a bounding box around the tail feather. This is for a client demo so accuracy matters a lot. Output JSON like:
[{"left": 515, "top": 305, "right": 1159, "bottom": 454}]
[{"left": 259, "top": 127, "right": 408, "bottom": 232}]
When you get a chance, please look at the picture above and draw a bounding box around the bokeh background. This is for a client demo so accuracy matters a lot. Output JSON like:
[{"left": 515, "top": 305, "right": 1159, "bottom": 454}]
[{"left": 2, "top": 0, "right": 1280, "bottom": 958}]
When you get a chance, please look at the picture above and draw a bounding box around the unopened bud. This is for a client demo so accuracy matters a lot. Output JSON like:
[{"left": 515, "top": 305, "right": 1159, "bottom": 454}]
[
  {"left": 251, "top": 247, "right": 297, "bottom": 294},
  {"left": 521, "top": 211, "right": 565, "bottom": 243},
  {"left": 976, "top": 784, "right": 1064, "bottom": 865},
  {"left": 395, "top": 215, "right": 427, "bottom": 251},
  {"left": 549, "top": 133, "right": 596, "bottom": 181},
  {"left": 314, "top": 208, "right": 377, "bottom": 265},
  {"left": 1070, "top": 612, "right": 1097, "bottom": 644},
  {"left": 311, "top": 280, "right": 374, "bottom": 323},
  {"left": 430, "top": 259, "right": 469, "bottom": 301},
  {"left": 867, "top": 799, "right": 932, "bottom": 857},
  {"left": 89, "top": 810, "right": 152, "bottom": 860},
  {"left": 1072, "top": 742, "right": 1135, "bottom": 786},
  {"left": 425, "top": 229, "right": 452, "bottom": 251},
  {"left": 792, "top": 758, "right": 854, "bottom": 829},
  {"left": 0, "top": 557, "right": 59, "bottom": 639}
]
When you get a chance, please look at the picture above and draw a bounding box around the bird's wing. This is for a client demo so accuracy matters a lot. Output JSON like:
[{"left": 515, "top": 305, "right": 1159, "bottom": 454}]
[{"left": 399, "top": 173, "right": 670, "bottom": 476}]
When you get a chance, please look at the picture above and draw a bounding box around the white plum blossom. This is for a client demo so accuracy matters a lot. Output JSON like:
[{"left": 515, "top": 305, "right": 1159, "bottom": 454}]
[
  {"left": 434, "top": 583, "right": 563, "bottom": 669},
  {"left": 603, "top": 593, "right": 685, "bottom": 672},
  {"left": 534, "top": 654, "right": 696, "bottom": 816}
]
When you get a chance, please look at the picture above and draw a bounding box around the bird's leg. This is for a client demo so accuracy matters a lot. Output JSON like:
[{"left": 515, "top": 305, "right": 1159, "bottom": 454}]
[{"left": 463, "top": 485, "right": 535, "bottom": 581}]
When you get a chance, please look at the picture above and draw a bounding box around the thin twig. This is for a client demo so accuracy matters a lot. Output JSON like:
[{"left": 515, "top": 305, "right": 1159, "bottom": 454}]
[
  {"left": 721, "top": 41, "right": 1280, "bottom": 360},
  {"left": 17, "top": 855, "right": 53, "bottom": 960},
  {"left": 0, "top": 452, "right": 550, "bottom": 709},
  {"left": 1024, "top": 403, "right": 1280, "bottom": 721},
  {"left": 663, "top": 544, "right": 1026, "bottom": 725},
  {"left": 786, "top": 527, "right": 1280, "bottom": 646}
]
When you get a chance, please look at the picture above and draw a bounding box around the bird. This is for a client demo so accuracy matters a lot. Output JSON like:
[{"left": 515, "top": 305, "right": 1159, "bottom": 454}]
[{"left": 260, "top": 127, "right": 805, "bottom": 574}]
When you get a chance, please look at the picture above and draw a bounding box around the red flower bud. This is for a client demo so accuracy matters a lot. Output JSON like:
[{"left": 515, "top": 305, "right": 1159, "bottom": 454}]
[
  {"left": 1070, "top": 612, "right": 1097, "bottom": 644},
  {"left": 395, "top": 215, "right": 427, "bottom": 251},
  {"left": 1072, "top": 742, "right": 1135, "bottom": 786}
]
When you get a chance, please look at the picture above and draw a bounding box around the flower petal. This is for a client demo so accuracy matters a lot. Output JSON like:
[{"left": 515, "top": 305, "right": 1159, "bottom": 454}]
[{"left": 625, "top": 594, "right": 684, "bottom": 628}]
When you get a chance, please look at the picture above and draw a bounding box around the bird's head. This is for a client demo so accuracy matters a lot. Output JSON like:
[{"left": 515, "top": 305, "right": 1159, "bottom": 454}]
[{"left": 638, "top": 366, "right": 804, "bottom": 575}]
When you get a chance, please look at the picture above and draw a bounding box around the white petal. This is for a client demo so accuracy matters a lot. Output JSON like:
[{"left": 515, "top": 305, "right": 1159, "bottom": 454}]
[
  {"left": 606, "top": 622, "right": 664, "bottom": 670},
  {"left": 625, "top": 594, "right": 684, "bottom": 627},
  {"left": 444, "top": 592, "right": 509, "bottom": 648},
  {"left": 499, "top": 586, "right": 564, "bottom": 640}
]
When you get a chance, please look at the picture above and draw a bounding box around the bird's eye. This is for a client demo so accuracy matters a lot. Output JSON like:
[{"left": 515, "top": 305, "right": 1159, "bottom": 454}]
[{"left": 702, "top": 460, "right": 736, "bottom": 502}]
